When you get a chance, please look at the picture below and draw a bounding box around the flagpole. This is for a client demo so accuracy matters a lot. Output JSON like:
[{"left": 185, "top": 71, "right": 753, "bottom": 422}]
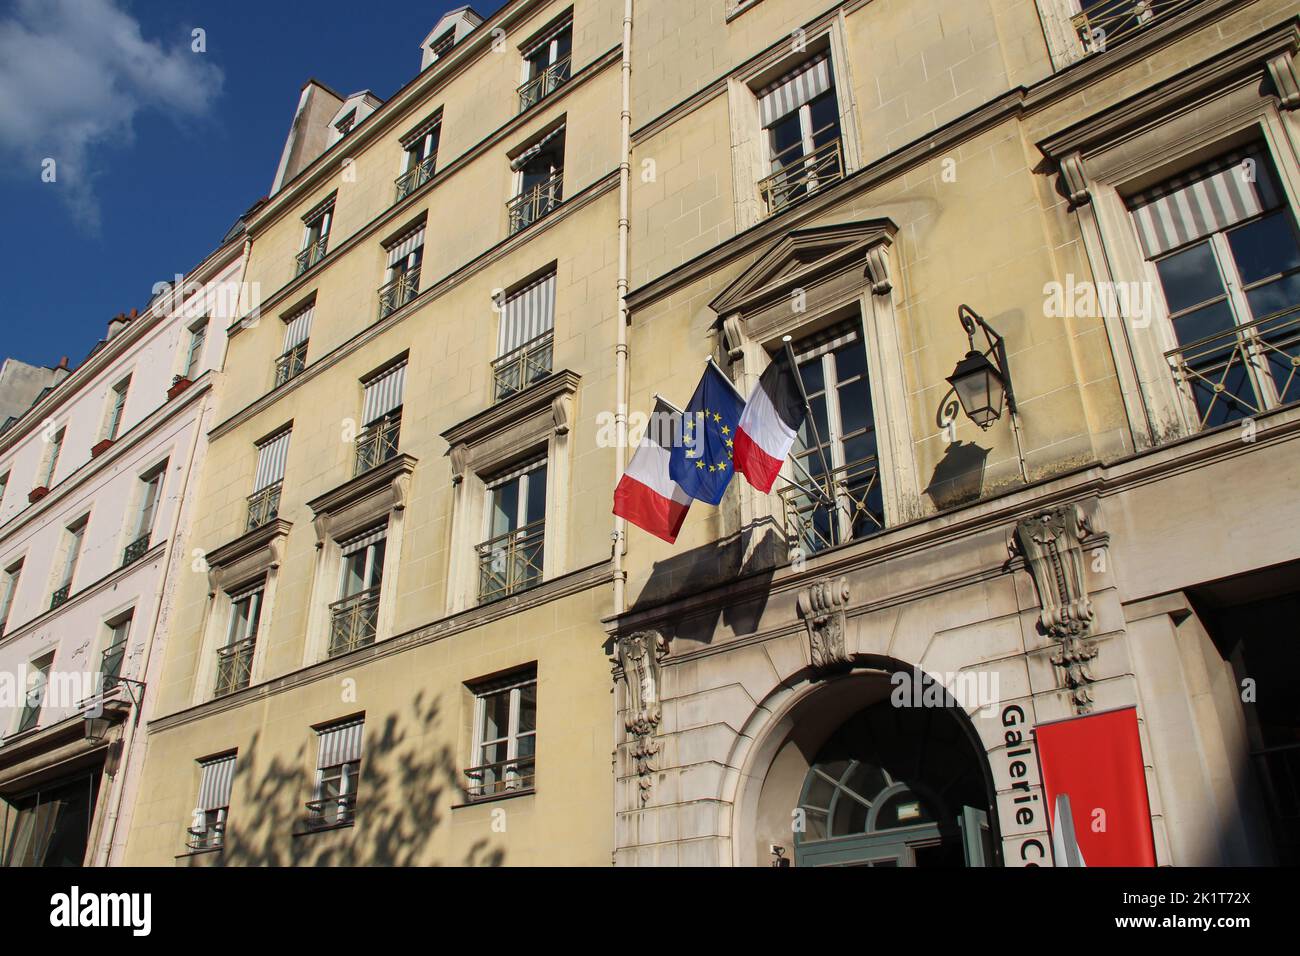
[
  {"left": 782, "top": 336, "right": 837, "bottom": 501},
  {"left": 787, "top": 449, "right": 835, "bottom": 505}
]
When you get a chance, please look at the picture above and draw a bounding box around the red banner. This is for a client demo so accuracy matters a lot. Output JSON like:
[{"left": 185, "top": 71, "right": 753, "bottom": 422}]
[{"left": 1035, "top": 706, "right": 1156, "bottom": 867}]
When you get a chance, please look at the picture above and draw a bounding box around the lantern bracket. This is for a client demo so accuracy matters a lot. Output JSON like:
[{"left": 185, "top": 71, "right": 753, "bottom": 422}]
[{"left": 957, "top": 305, "right": 1017, "bottom": 416}]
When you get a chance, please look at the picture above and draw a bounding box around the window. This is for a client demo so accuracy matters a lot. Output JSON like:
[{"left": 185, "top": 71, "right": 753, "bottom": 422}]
[
  {"left": 277, "top": 303, "right": 313, "bottom": 387},
  {"left": 330, "top": 528, "right": 385, "bottom": 657},
  {"left": 508, "top": 127, "right": 565, "bottom": 234},
  {"left": 1132, "top": 146, "right": 1300, "bottom": 430},
  {"left": 518, "top": 16, "right": 572, "bottom": 112},
  {"left": 184, "top": 321, "right": 208, "bottom": 380},
  {"left": 105, "top": 378, "right": 131, "bottom": 440},
  {"left": 102, "top": 612, "right": 131, "bottom": 694},
  {"left": 396, "top": 116, "right": 442, "bottom": 201},
  {"left": 756, "top": 55, "right": 844, "bottom": 214},
  {"left": 778, "top": 320, "right": 885, "bottom": 555},
  {"left": 0, "top": 472, "right": 8, "bottom": 510},
  {"left": 355, "top": 362, "right": 405, "bottom": 474},
  {"left": 378, "top": 225, "right": 424, "bottom": 318},
  {"left": 478, "top": 460, "right": 546, "bottom": 602},
  {"left": 309, "top": 718, "right": 364, "bottom": 827},
  {"left": 16, "top": 652, "right": 54, "bottom": 735},
  {"left": 125, "top": 464, "right": 165, "bottom": 566},
  {"left": 467, "top": 669, "right": 537, "bottom": 799},
  {"left": 51, "top": 515, "right": 88, "bottom": 609},
  {"left": 40, "top": 427, "right": 65, "bottom": 489},
  {"left": 493, "top": 271, "right": 556, "bottom": 400},
  {"left": 215, "top": 583, "right": 261, "bottom": 697},
  {"left": 428, "top": 30, "right": 455, "bottom": 62},
  {"left": 189, "top": 754, "right": 235, "bottom": 850},
  {"left": 248, "top": 429, "right": 291, "bottom": 530},
  {"left": 297, "top": 199, "right": 334, "bottom": 276},
  {"left": 0, "top": 559, "right": 23, "bottom": 636},
  {"left": 334, "top": 110, "right": 356, "bottom": 138}
]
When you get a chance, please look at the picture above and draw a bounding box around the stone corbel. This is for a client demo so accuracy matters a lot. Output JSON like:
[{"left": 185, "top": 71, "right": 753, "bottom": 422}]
[
  {"left": 1268, "top": 50, "right": 1300, "bottom": 110},
  {"left": 390, "top": 470, "right": 413, "bottom": 513},
  {"left": 797, "top": 577, "right": 852, "bottom": 672},
  {"left": 1058, "top": 152, "right": 1092, "bottom": 208},
  {"left": 449, "top": 443, "right": 470, "bottom": 485},
  {"left": 864, "top": 243, "right": 892, "bottom": 296},
  {"left": 1010, "top": 503, "right": 1099, "bottom": 712},
  {"left": 616, "top": 629, "right": 668, "bottom": 805},
  {"left": 721, "top": 314, "right": 748, "bottom": 363},
  {"left": 313, "top": 513, "right": 332, "bottom": 550},
  {"left": 551, "top": 392, "right": 573, "bottom": 436}
]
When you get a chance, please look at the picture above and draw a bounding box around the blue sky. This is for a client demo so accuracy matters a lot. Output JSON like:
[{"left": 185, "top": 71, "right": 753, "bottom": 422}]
[{"left": 0, "top": 0, "right": 500, "bottom": 368}]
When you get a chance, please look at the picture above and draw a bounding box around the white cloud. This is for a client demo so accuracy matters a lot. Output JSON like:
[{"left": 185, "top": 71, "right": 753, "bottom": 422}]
[{"left": 0, "top": 0, "right": 224, "bottom": 233}]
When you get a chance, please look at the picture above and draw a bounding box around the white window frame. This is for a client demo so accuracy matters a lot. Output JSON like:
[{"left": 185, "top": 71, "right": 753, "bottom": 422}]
[
  {"left": 227, "top": 587, "right": 263, "bottom": 646},
  {"left": 338, "top": 534, "right": 386, "bottom": 601},
  {"left": 57, "top": 515, "right": 88, "bottom": 593},
  {"left": 41, "top": 427, "right": 65, "bottom": 488},
  {"left": 0, "top": 559, "right": 23, "bottom": 634},
  {"left": 184, "top": 320, "right": 209, "bottom": 380},
  {"left": 469, "top": 669, "right": 538, "bottom": 796},
  {"left": 105, "top": 377, "right": 131, "bottom": 440}
]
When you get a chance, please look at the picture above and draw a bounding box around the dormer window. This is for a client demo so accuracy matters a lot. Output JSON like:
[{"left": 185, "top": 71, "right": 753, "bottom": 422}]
[
  {"left": 334, "top": 110, "right": 356, "bottom": 138},
  {"left": 518, "top": 14, "right": 573, "bottom": 112},
  {"left": 429, "top": 30, "right": 455, "bottom": 63}
]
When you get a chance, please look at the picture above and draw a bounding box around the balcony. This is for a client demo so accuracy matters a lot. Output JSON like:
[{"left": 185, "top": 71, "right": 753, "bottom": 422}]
[
  {"left": 246, "top": 482, "right": 283, "bottom": 532},
  {"left": 186, "top": 810, "right": 227, "bottom": 851},
  {"left": 305, "top": 792, "right": 357, "bottom": 829},
  {"left": 759, "top": 137, "right": 844, "bottom": 216},
  {"left": 777, "top": 455, "right": 885, "bottom": 557},
  {"left": 395, "top": 155, "right": 436, "bottom": 202},
  {"left": 328, "top": 587, "right": 380, "bottom": 658},
  {"left": 275, "top": 344, "right": 308, "bottom": 387},
  {"left": 507, "top": 172, "right": 563, "bottom": 235},
  {"left": 122, "top": 534, "right": 151, "bottom": 568},
  {"left": 49, "top": 584, "right": 71, "bottom": 611},
  {"left": 214, "top": 636, "right": 256, "bottom": 697},
  {"left": 1073, "top": 0, "right": 1202, "bottom": 54},
  {"left": 377, "top": 267, "right": 421, "bottom": 320},
  {"left": 101, "top": 639, "right": 127, "bottom": 693},
  {"left": 1166, "top": 307, "right": 1300, "bottom": 431},
  {"left": 354, "top": 415, "right": 401, "bottom": 476},
  {"left": 295, "top": 236, "right": 328, "bottom": 276},
  {"left": 492, "top": 332, "right": 553, "bottom": 402},
  {"left": 517, "top": 55, "right": 571, "bottom": 112},
  {"left": 477, "top": 520, "right": 545, "bottom": 603},
  {"left": 463, "top": 755, "right": 536, "bottom": 801}
]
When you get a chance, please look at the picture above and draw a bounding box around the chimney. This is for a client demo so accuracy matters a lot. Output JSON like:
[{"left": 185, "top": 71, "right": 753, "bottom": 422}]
[{"left": 107, "top": 312, "right": 131, "bottom": 340}]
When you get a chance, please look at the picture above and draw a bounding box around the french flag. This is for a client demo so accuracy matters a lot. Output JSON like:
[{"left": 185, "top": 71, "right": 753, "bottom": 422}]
[
  {"left": 734, "top": 348, "right": 807, "bottom": 493},
  {"left": 614, "top": 397, "right": 692, "bottom": 543}
]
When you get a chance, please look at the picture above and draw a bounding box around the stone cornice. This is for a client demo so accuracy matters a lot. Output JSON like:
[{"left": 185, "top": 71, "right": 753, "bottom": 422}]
[
  {"left": 440, "top": 370, "right": 581, "bottom": 451},
  {"left": 205, "top": 518, "right": 294, "bottom": 571},
  {"left": 306, "top": 453, "right": 418, "bottom": 523}
]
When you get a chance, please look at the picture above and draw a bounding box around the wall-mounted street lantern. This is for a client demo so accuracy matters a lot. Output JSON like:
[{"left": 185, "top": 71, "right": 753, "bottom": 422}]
[
  {"left": 945, "top": 305, "right": 1029, "bottom": 482},
  {"left": 82, "top": 677, "right": 147, "bottom": 742}
]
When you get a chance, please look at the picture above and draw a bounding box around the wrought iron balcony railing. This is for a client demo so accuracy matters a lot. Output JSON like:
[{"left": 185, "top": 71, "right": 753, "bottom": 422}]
[
  {"left": 246, "top": 481, "right": 283, "bottom": 532},
  {"left": 507, "top": 172, "right": 563, "bottom": 235},
  {"left": 296, "top": 235, "right": 329, "bottom": 276},
  {"left": 1166, "top": 307, "right": 1300, "bottom": 431},
  {"left": 305, "top": 792, "right": 358, "bottom": 828},
  {"left": 776, "top": 454, "right": 885, "bottom": 557},
  {"left": 354, "top": 414, "right": 401, "bottom": 476},
  {"left": 395, "top": 155, "right": 437, "bottom": 202},
  {"left": 1072, "top": 0, "right": 1201, "bottom": 54},
  {"left": 464, "top": 755, "right": 536, "bottom": 800},
  {"left": 214, "top": 636, "right": 256, "bottom": 697},
  {"left": 329, "top": 587, "right": 380, "bottom": 658},
  {"left": 101, "top": 638, "right": 127, "bottom": 694},
  {"left": 759, "top": 137, "right": 844, "bottom": 216},
  {"left": 186, "top": 809, "right": 226, "bottom": 851},
  {"left": 49, "top": 584, "right": 71, "bottom": 610},
  {"left": 377, "top": 267, "right": 421, "bottom": 319},
  {"left": 477, "top": 520, "right": 545, "bottom": 603},
  {"left": 517, "top": 55, "right": 572, "bottom": 112},
  {"left": 122, "top": 534, "right": 151, "bottom": 568},
  {"left": 492, "top": 332, "right": 553, "bottom": 402},
  {"left": 275, "top": 343, "right": 308, "bottom": 388}
]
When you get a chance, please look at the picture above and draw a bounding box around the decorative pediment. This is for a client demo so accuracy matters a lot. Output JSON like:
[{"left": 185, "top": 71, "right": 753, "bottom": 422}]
[
  {"left": 307, "top": 453, "right": 417, "bottom": 548},
  {"left": 205, "top": 518, "right": 294, "bottom": 597},
  {"left": 709, "top": 218, "right": 898, "bottom": 319}
]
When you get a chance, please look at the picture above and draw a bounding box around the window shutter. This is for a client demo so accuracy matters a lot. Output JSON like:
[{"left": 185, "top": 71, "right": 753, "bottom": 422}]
[
  {"left": 497, "top": 272, "right": 556, "bottom": 356},
  {"left": 386, "top": 225, "right": 425, "bottom": 267},
  {"left": 253, "top": 431, "right": 291, "bottom": 491},
  {"left": 197, "top": 754, "right": 236, "bottom": 811},
  {"left": 1128, "top": 146, "right": 1283, "bottom": 258},
  {"left": 758, "top": 55, "right": 832, "bottom": 127},
  {"left": 317, "top": 718, "right": 365, "bottom": 769},
  {"left": 282, "top": 306, "right": 314, "bottom": 352},
  {"left": 361, "top": 363, "right": 407, "bottom": 426}
]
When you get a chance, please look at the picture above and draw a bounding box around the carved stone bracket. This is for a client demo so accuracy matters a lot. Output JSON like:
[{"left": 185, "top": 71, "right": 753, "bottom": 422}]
[
  {"left": 1010, "top": 503, "right": 1099, "bottom": 712},
  {"left": 616, "top": 630, "right": 668, "bottom": 805},
  {"left": 1058, "top": 152, "right": 1091, "bottom": 208},
  {"left": 797, "top": 577, "right": 852, "bottom": 672},
  {"left": 1268, "top": 50, "right": 1300, "bottom": 109},
  {"left": 864, "top": 244, "right": 892, "bottom": 296}
]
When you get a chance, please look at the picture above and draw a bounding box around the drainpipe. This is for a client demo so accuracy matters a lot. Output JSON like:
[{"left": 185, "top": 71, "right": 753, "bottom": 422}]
[{"left": 612, "top": 0, "right": 633, "bottom": 618}]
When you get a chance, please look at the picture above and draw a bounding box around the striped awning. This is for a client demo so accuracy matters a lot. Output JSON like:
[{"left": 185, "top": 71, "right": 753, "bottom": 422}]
[
  {"left": 317, "top": 718, "right": 365, "bottom": 769},
  {"left": 253, "top": 430, "right": 291, "bottom": 491},
  {"left": 362, "top": 362, "right": 406, "bottom": 425},
  {"left": 386, "top": 224, "right": 425, "bottom": 267},
  {"left": 510, "top": 126, "right": 566, "bottom": 171},
  {"left": 228, "top": 580, "right": 264, "bottom": 604},
  {"left": 283, "top": 305, "right": 314, "bottom": 352},
  {"left": 523, "top": 14, "right": 572, "bottom": 57},
  {"left": 486, "top": 456, "right": 546, "bottom": 490},
  {"left": 497, "top": 272, "right": 557, "bottom": 356},
  {"left": 197, "top": 754, "right": 236, "bottom": 811},
  {"left": 794, "top": 319, "right": 860, "bottom": 363},
  {"left": 340, "top": 524, "right": 387, "bottom": 556},
  {"left": 1128, "top": 146, "right": 1283, "bottom": 258},
  {"left": 759, "top": 54, "right": 832, "bottom": 127}
]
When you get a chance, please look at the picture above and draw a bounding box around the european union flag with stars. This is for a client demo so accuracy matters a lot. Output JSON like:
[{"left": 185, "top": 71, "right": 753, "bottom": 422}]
[{"left": 669, "top": 359, "right": 746, "bottom": 506}]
